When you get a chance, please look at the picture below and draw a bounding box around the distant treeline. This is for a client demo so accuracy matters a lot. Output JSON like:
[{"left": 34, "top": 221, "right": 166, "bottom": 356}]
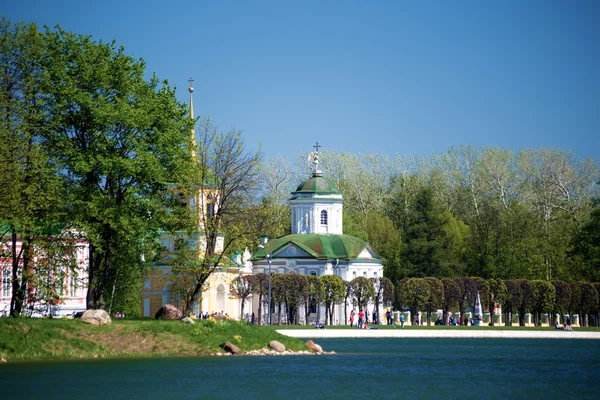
[{"left": 258, "top": 147, "right": 600, "bottom": 286}]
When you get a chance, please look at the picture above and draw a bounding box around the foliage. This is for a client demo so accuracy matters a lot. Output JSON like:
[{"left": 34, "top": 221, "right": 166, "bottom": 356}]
[
  {"left": 424, "top": 277, "right": 444, "bottom": 326},
  {"left": 398, "top": 278, "right": 430, "bottom": 325},
  {"left": 529, "top": 280, "right": 556, "bottom": 326},
  {"left": 350, "top": 276, "right": 375, "bottom": 310},
  {"left": 181, "top": 119, "right": 262, "bottom": 317},
  {"left": 321, "top": 275, "right": 345, "bottom": 325}
]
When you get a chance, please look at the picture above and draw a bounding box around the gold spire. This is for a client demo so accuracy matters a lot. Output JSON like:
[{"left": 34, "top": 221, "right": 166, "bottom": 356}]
[{"left": 188, "top": 77, "right": 196, "bottom": 158}]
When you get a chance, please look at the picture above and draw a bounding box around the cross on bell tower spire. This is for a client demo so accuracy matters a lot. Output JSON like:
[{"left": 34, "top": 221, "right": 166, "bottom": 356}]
[{"left": 188, "top": 77, "right": 196, "bottom": 157}]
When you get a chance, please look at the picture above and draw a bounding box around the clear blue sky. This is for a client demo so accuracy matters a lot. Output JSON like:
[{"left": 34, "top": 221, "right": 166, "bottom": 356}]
[{"left": 2, "top": 0, "right": 599, "bottom": 162}]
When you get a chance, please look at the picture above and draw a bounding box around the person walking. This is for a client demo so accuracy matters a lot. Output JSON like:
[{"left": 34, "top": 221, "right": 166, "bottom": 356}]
[
  {"left": 350, "top": 309, "right": 355, "bottom": 327},
  {"left": 358, "top": 309, "right": 365, "bottom": 329},
  {"left": 400, "top": 313, "right": 405, "bottom": 328}
]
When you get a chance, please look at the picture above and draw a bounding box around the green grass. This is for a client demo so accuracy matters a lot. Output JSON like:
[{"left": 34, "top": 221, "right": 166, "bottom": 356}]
[{"left": 0, "top": 317, "right": 309, "bottom": 362}]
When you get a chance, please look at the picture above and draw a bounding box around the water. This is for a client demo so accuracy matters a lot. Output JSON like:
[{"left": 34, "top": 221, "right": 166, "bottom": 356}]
[{"left": 2, "top": 338, "right": 599, "bottom": 399}]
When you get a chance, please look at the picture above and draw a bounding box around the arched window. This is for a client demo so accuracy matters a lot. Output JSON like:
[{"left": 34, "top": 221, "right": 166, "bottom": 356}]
[{"left": 320, "top": 210, "right": 328, "bottom": 225}]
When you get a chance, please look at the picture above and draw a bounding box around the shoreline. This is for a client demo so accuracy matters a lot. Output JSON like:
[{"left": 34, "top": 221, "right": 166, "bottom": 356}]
[{"left": 277, "top": 329, "right": 600, "bottom": 340}]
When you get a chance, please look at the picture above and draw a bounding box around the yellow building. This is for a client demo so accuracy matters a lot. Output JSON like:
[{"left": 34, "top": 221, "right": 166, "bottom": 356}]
[{"left": 141, "top": 79, "right": 251, "bottom": 319}]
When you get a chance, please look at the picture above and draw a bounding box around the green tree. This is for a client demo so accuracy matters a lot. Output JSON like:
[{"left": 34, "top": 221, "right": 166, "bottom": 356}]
[
  {"left": 321, "top": 275, "right": 345, "bottom": 325},
  {"left": 252, "top": 273, "right": 269, "bottom": 325},
  {"left": 571, "top": 198, "right": 600, "bottom": 282},
  {"left": 551, "top": 280, "right": 572, "bottom": 326},
  {"left": 398, "top": 278, "right": 430, "bottom": 325},
  {"left": 400, "top": 187, "right": 467, "bottom": 277},
  {"left": 530, "top": 280, "right": 556, "bottom": 326},
  {"left": 350, "top": 276, "right": 375, "bottom": 312},
  {"left": 0, "top": 19, "right": 73, "bottom": 317},
  {"left": 487, "top": 278, "right": 508, "bottom": 326},
  {"left": 424, "top": 277, "right": 444, "bottom": 326},
  {"left": 441, "top": 278, "right": 460, "bottom": 325},
  {"left": 41, "top": 27, "right": 193, "bottom": 310},
  {"left": 371, "top": 276, "right": 394, "bottom": 324}
]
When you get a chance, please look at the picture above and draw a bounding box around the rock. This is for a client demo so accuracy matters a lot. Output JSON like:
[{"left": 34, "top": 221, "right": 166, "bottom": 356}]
[
  {"left": 81, "top": 309, "right": 111, "bottom": 326},
  {"left": 221, "top": 341, "right": 241, "bottom": 355},
  {"left": 305, "top": 340, "right": 323, "bottom": 354},
  {"left": 269, "top": 340, "right": 286, "bottom": 352},
  {"left": 181, "top": 317, "right": 195, "bottom": 324},
  {"left": 154, "top": 304, "right": 183, "bottom": 320}
]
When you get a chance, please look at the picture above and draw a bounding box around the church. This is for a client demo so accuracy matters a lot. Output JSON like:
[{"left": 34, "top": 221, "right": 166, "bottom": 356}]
[{"left": 251, "top": 145, "right": 384, "bottom": 325}]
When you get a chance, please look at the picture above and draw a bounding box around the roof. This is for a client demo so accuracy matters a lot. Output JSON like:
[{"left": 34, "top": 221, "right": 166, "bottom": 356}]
[
  {"left": 291, "top": 172, "right": 341, "bottom": 196},
  {"left": 251, "top": 234, "right": 380, "bottom": 261}
]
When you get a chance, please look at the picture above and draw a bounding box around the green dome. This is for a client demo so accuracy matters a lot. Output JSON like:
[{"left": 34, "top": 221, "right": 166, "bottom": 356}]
[
  {"left": 251, "top": 234, "right": 379, "bottom": 261},
  {"left": 292, "top": 172, "right": 341, "bottom": 195}
]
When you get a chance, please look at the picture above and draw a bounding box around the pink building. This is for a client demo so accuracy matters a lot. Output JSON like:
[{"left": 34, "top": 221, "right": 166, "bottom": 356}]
[{"left": 0, "top": 231, "right": 88, "bottom": 317}]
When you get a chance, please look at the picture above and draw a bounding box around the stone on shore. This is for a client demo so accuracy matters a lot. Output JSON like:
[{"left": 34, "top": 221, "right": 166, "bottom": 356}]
[
  {"left": 269, "top": 340, "right": 286, "bottom": 352},
  {"left": 155, "top": 304, "right": 183, "bottom": 320},
  {"left": 305, "top": 340, "right": 323, "bottom": 354},
  {"left": 81, "top": 310, "right": 112, "bottom": 326},
  {"left": 221, "top": 341, "right": 241, "bottom": 355}
]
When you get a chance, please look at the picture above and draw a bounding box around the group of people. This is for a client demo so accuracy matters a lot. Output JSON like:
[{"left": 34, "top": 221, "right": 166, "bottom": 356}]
[
  {"left": 555, "top": 315, "right": 573, "bottom": 331},
  {"left": 349, "top": 309, "right": 381, "bottom": 328}
]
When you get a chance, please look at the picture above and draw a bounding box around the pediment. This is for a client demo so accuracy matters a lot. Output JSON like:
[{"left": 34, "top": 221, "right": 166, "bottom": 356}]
[
  {"left": 357, "top": 247, "right": 375, "bottom": 259},
  {"left": 272, "top": 243, "right": 312, "bottom": 258}
]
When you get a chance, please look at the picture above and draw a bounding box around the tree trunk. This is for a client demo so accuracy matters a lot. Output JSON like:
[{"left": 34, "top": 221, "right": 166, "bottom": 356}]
[{"left": 182, "top": 281, "right": 203, "bottom": 319}]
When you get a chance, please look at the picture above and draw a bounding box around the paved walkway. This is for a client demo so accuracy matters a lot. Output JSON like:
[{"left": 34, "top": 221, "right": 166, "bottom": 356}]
[{"left": 277, "top": 328, "right": 600, "bottom": 340}]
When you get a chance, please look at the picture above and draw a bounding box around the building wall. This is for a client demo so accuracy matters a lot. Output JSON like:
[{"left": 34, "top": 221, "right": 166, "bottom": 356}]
[
  {"left": 0, "top": 235, "right": 88, "bottom": 317},
  {"left": 141, "top": 265, "right": 250, "bottom": 319}
]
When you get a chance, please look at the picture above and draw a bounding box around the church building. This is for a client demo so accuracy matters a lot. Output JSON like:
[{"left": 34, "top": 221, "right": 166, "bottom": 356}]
[
  {"left": 141, "top": 79, "right": 252, "bottom": 319},
  {"left": 251, "top": 145, "right": 384, "bottom": 325}
]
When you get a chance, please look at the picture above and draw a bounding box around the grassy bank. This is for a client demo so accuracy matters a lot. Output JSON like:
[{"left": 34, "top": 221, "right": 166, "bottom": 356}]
[{"left": 0, "top": 318, "right": 309, "bottom": 362}]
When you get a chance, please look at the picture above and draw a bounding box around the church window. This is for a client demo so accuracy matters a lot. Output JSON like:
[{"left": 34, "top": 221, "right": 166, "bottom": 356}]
[
  {"left": 207, "top": 202, "right": 215, "bottom": 217},
  {"left": 320, "top": 210, "right": 328, "bottom": 225},
  {"left": 352, "top": 271, "right": 357, "bottom": 278},
  {"left": 309, "top": 271, "right": 317, "bottom": 277},
  {"left": 363, "top": 271, "right": 367, "bottom": 277}
]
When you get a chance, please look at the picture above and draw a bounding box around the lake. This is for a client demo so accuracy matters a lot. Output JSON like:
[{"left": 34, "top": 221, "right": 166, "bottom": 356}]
[{"left": 2, "top": 338, "right": 599, "bottom": 399}]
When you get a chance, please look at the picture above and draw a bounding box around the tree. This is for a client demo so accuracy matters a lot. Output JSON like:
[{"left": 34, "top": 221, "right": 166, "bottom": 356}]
[
  {"left": 573, "top": 282, "right": 599, "bottom": 327},
  {"left": 252, "top": 273, "right": 269, "bottom": 325},
  {"left": 551, "top": 280, "right": 571, "bottom": 326},
  {"left": 424, "top": 277, "right": 444, "bottom": 326},
  {"left": 303, "top": 275, "right": 323, "bottom": 324},
  {"left": 441, "top": 278, "right": 460, "bottom": 325},
  {"left": 504, "top": 280, "right": 524, "bottom": 326},
  {"left": 487, "top": 278, "right": 508, "bottom": 326},
  {"left": 174, "top": 118, "right": 261, "bottom": 318},
  {"left": 350, "top": 276, "right": 375, "bottom": 312},
  {"left": 571, "top": 198, "right": 600, "bottom": 282},
  {"left": 454, "top": 277, "right": 477, "bottom": 325},
  {"left": 518, "top": 280, "right": 535, "bottom": 326},
  {"left": 529, "top": 280, "right": 556, "bottom": 326},
  {"left": 371, "top": 276, "right": 394, "bottom": 324},
  {"left": 41, "top": 26, "right": 193, "bottom": 310},
  {"left": 0, "top": 19, "right": 73, "bottom": 317},
  {"left": 229, "top": 274, "right": 253, "bottom": 320},
  {"left": 398, "top": 278, "right": 430, "bottom": 325},
  {"left": 400, "top": 187, "right": 467, "bottom": 278},
  {"left": 321, "top": 275, "right": 345, "bottom": 325}
]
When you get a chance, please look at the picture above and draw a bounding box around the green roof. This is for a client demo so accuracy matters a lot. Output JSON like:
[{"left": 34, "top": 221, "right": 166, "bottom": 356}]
[
  {"left": 251, "top": 234, "right": 379, "bottom": 261},
  {"left": 292, "top": 172, "right": 341, "bottom": 195}
]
